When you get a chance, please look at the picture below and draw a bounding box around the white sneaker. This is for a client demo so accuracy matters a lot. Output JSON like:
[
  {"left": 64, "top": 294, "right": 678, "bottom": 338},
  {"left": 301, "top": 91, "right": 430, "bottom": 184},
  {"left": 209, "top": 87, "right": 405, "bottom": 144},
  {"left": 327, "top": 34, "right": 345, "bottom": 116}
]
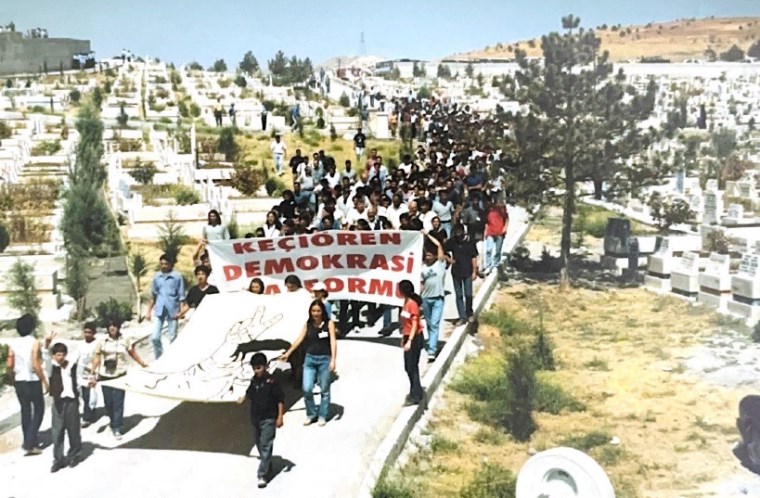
[
  {"left": 113, "top": 430, "right": 123, "bottom": 440},
  {"left": 303, "top": 418, "right": 316, "bottom": 426},
  {"left": 318, "top": 418, "right": 327, "bottom": 427}
]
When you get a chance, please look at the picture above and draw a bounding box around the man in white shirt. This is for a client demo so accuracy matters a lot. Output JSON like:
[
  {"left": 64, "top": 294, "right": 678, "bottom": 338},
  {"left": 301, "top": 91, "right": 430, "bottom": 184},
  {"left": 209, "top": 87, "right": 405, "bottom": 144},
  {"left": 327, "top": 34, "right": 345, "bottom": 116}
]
[
  {"left": 432, "top": 190, "right": 455, "bottom": 237},
  {"left": 399, "top": 154, "right": 414, "bottom": 176},
  {"left": 269, "top": 134, "right": 287, "bottom": 175},
  {"left": 344, "top": 197, "right": 370, "bottom": 227},
  {"left": 335, "top": 188, "right": 354, "bottom": 221},
  {"left": 385, "top": 193, "right": 408, "bottom": 229}
]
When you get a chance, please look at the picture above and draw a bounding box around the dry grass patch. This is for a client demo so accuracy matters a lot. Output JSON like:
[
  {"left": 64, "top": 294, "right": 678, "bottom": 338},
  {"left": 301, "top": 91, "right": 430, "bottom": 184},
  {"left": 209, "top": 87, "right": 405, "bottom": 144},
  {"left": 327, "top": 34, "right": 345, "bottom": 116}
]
[{"left": 386, "top": 283, "right": 753, "bottom": 498}]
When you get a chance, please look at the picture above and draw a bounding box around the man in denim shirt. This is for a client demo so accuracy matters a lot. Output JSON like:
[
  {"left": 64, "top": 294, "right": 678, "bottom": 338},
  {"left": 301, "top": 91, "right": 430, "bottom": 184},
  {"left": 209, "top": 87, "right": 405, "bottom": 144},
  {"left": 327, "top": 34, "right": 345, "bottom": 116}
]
[{"left": 146, "top": 254, "right": 184, "bottom": 359}]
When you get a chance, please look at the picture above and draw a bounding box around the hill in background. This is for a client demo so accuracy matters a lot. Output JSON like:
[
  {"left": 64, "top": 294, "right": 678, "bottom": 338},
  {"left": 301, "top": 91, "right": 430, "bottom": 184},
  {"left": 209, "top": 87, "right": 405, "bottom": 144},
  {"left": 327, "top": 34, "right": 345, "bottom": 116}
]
[{"left": 449, "top": 17, "right": 760, "bottom": 62}]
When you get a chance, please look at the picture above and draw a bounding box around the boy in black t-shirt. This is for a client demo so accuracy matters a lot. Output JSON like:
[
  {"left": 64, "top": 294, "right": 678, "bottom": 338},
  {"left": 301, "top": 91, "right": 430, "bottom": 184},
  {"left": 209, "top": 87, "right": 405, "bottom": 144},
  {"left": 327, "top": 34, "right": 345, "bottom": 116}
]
[
  {"left": 178, "top": 266, "right": 219, "bottom": 319},
  {"left": 237, "top": 353, "right": 284, "bottom": 488}
]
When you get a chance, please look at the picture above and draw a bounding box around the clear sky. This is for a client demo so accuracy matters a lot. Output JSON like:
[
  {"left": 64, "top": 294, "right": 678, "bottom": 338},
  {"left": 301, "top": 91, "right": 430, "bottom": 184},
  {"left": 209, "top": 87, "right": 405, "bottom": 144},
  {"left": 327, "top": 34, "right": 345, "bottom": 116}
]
[{"left": 3, "top": 0, "right": 760, "bottom": 67}]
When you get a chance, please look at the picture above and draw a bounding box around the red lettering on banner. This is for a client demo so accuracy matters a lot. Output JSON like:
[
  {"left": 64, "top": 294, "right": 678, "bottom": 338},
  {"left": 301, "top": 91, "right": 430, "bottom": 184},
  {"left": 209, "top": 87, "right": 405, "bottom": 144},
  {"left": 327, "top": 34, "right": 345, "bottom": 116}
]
[
  {"left": 297, "top": 256, "right": 319, "bottom": 271},
  {"left": 368, "top": 279, "right": 394, "bottom": 297},
  {"left": 369, "top": 254, "right": 389, "bottom": 270},
  {"left": 359, "top": 233, "right": 377, "bottom": 245},
  {"left": 324, "top": 278, "right": 343, "bottom": 293},
  {"left": 322, "top": 254, "right": 344, "bottom": 269},
  {"left": 244, "top": 261, "right": 262, "bottom": 277},
  {"left": 390, "top": 255, "right": 405, "bottom": 272},
  {"left": 346, "top": 254, "right": 367, "bottom": 269},
  {"left": 277, "top": 238, "right": 296, "bottom": 252},
  {"left": 264, "top": 285, "right": 281, "bottom": 294},
  {"left": 348, "top": 277, "right": 367, "bottom": 294},
  {"left": 407, "top": 255, "right": 415, "bottom": 273},
  {"left": 298, "top": 235, "right": 310, "bottom": 248},
  {"left": 312, "top": 233, "right": 334, "bottom": 247},
  {"left": 233, "top": 242, "right": 254, "bottom": 254},
  {"left": 379, "top": 232, "right": 402, "bottom": 245},
  {"left": 337, "top": 233, "right": 358, "bottom": 246},
  {"left": 264, "top": 258, "right": 295, "bottom": 274},
  {"left": 304, "top": 279, "right": 318, "bottom": 291},
  {"left": 223, "top": 265, "right": 242, "bottom": 280},
  {"left": 258, "top": 239, "right": 274, "bottom": 252}
]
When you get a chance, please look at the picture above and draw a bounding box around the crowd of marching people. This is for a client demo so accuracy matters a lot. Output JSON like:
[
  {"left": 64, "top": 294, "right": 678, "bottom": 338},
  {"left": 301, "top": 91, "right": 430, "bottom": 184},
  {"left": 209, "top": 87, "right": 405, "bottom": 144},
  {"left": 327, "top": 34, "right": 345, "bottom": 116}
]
[{"left": 4, "top": 95, "right": 510, "bottom": 487}]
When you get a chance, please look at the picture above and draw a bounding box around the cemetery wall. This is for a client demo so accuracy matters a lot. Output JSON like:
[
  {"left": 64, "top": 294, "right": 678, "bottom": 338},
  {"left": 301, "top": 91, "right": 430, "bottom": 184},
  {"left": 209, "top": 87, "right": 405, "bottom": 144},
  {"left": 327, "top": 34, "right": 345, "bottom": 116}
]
[{"left": 0, "top": 32, "right": 90, "bottom": 75}]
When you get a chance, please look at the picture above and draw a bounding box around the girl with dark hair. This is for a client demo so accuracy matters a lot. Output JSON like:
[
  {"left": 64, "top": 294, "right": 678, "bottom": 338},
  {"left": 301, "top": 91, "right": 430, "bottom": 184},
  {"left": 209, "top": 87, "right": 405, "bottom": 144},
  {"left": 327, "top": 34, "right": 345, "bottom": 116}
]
[
  {"left": 90, "top": 320, "right": 147, "bottom": 440},
  {"left": 398, "top": 279, "right": 424, "bottom": 406},
  {"left": 248, "top": 278, "right": 265, "bottom": 294},
  {"left": 284, "top": 275, "right": 302, "bottom": 292},
  {"left": 280, "top": 300, "right": 337, "bottom": 426},
  {"left": 203, "top": 209, "right": 230, "bottom": 242},
  {"left": 262, "top": 211, "right": 281, "bottom": 238}
]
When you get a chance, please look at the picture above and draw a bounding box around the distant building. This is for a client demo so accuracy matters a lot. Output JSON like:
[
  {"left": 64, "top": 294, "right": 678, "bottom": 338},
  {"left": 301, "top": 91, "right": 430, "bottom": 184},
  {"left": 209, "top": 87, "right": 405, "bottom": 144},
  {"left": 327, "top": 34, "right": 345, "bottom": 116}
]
[{"left": 0, "top": 26, "right": 91, "bottom": 75}]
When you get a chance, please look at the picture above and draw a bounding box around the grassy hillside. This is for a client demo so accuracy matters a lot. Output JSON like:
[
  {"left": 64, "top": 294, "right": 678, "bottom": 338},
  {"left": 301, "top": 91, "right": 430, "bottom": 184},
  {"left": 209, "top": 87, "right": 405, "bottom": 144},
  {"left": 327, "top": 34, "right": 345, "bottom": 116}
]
[{"left": 450, "top": 17, "right": 760, "bottom": 62}]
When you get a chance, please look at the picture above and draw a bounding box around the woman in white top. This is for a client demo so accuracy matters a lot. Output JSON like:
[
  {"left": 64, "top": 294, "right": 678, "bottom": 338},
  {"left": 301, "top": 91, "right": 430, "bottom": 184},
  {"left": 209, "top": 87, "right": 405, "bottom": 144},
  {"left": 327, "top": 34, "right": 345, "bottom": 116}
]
[
  {"left": 202, "top": 209, "right": 230, "bottom": 242},
  {"left": 262, "top": 211, "right": 281, "bottom": 238},
  {"left": 6, "top": 313, "right": 47, "bottom": 454}
]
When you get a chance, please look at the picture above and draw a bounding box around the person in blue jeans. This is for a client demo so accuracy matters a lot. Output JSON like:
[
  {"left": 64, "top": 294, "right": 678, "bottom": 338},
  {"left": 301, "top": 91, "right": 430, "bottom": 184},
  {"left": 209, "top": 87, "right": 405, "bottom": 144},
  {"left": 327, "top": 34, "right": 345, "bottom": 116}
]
[
  {"left": 7, "top": 313, "right": 47, "bottom": 455},
  {"left": 90, "top": 320, "right": 147, "bottom": 440},
  {"left": 420, "top": 230, "right": 447, "bottom": 360},
  {"left": 444, "top": 224, "right": 479, "bottom": 326},
  {"left": 280, "top": 300, "right": 337, "bottom": 427},
  {"left": 146, "top": 254, "right": 184, "bottom": 359}
]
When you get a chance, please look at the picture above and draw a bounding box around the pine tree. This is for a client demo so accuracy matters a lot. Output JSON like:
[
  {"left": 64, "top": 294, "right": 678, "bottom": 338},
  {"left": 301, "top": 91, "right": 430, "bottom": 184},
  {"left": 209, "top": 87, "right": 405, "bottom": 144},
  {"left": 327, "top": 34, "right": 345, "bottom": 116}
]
[{"left": 6, "top": 259, "right": 41, "bottom": 320}]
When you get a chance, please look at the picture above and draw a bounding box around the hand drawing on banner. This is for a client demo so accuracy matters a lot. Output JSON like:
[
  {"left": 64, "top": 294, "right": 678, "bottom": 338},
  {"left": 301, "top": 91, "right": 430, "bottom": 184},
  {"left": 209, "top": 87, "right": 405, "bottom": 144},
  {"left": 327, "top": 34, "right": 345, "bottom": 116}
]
[{"left": 129, "top": 306, "right": 283, "bottom": 401}]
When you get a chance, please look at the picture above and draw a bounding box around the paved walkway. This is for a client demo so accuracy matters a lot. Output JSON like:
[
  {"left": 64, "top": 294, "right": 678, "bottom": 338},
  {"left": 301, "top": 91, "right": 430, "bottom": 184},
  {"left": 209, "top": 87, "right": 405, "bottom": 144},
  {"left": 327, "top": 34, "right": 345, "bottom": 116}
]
[{"left": 0, "top": 207, "right": 530, "bottom": 497}]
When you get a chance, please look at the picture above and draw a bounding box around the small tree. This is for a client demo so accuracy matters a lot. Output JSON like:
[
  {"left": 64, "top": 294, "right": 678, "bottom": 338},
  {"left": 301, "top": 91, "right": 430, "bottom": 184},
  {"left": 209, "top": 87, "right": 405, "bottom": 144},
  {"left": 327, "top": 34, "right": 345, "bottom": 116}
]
[
  {"left": 720, "top": 44, "right": 745, "bottom": 62},
  {"left": 465, "top": 62, "right": 475, "bottom": 78},
  {"left": 128, "top": 159, "right": 157, "bottom": 185},
  {"left": 158, "top": 210, "right": 189, "bottom": 262},
  {"left": 436, "top": 63, "right": 452, "bottom": 79},
  {"left": 0, "top": 223, "right": 9, "bottom": 252},
  {"left": 69, "top": 89, "right": 81, "bottom": 103},
  {"left": 65, "top": 251, "right": 89, "bottom": 322},
  {"left": 217, "top": 127, "right": 239, "bottom": 161},
  {"left": 234, "top": 75, "right": 247, "bottom": 88},
  {"left": 6, "top": 259, "right": 41, "bottom": 320},
  {"left": 230, "top": 163, "right": 267, "bottom": 196},
  {"left": 211, "top": 59, "right": 228, "bottom": 72},
  {"left": 504, "top": 346, "right": 537, "bottom": 442},
  {"left": 648, "top": 193, "right": 694, "bottom": 232},
  {"left": 238, "top": 51, "right": 259, "bottom": 74},
  {"left": 188, "top": 61, "right": 203, "bottom": 71},
  {"left": 339, "top": 92, "right": 350, "bottom": 107},
  {"left": 129, "top": 251, "right": 148, "bottom": 318},
  {"left": 117, "top": 102, "right": 129, "bottom": 128},
  {"left": 95, "top": 297, "right": 134, "bottom": 327}
]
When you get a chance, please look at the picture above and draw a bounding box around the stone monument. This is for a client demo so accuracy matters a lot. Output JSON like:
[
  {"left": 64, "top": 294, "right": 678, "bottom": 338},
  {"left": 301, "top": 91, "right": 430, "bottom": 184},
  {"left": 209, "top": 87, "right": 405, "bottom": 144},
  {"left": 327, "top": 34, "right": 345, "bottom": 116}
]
[
  {"left": 727, "top": 252, "right": 760, "bottom": 325},
  {"left": 698, "top": 252, "right": 732, "bottom": 311},
  {"left": 671, "top": 251, "right": 700, "bottom": 299},
  {"left": 645, "top": 236, "right": 673, "bottom": 292}
]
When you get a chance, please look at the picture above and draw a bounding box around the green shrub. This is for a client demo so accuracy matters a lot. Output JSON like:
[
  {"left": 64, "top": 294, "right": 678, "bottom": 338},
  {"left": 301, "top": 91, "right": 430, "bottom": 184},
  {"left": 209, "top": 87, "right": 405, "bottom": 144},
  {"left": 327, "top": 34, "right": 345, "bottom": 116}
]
[
  {"left": 372, "top": 471, "right": 415, "bottom": 498},
  {"left": 95, "top": 297, "right": 134, "bottom": 327},
  {"left": 339, "top": 92, "right": 350, "bottom": 107},
  {"left": 0, "top": 223, "right": 9, "bottom": 253},
  {"left": 504, "top": 346, "right": 537, "bottom": 441},
  {"left": 175, "top": 186, "right": 201, "bottom": 205},
  {"left": 264, "top": 176, "right": 287, "bottom": 197},
  {"left": 431, "top": 434, "right": 459, "bottom": 453},
  {"left": 752, "top": 322, "right": 760, "bottom": 343},
  {"left": 459, "top": 463, "right": 516, "bottom": 498},
  {"left": 473, "top": 427, "right": 507, "bottom": 445},
  {"left": 0, "top": 343, "right": 10, "bottom": 385},
  {"left": 533, "top": 376, "right": 586, "bottom": 414},
  {"left": 532, "top": 329, "right": 556, "bottom": 371},
  {"left": 559, "top": 431, "right": 611, "bottom": 451},
  {"left": 480, "top": 309, "right": 526, "bottom": 337}
]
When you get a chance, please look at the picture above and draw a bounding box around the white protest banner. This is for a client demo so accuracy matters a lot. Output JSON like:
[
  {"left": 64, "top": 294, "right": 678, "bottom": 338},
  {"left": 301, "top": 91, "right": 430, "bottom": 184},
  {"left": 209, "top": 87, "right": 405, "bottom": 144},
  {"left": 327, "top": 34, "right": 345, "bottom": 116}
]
[
  {"left": 206, "top": 231, "right": 424, "bottom": 306},
  {"left": 104, "top": 291, "right": 313, "bottom": 403}
]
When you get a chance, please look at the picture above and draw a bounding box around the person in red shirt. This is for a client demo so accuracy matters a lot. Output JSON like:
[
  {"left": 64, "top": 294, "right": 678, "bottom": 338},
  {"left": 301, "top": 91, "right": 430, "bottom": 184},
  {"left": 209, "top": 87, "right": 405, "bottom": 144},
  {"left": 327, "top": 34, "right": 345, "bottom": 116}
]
[
  {"left": 484, "top": 201, "right": 508, "bottom": 274},
  {"left": 399, "top": 280, "right": 424, "bottom": 406}
]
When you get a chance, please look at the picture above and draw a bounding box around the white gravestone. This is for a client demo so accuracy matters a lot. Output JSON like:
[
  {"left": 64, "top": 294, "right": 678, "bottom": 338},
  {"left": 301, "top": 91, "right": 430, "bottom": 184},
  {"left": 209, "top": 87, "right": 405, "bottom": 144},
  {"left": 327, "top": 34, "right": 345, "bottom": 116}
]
[
  {"left": 705, "top": 179, "right": 719, "bottom": 192},
  {"left": 698, "top": 252, "right": 732, "bottom": 309},
  {"left": 738, "top": 181, "right": 758, "bottom": 200},
  {"left": 374, "top": 112, "right": 390, "bottom": 140},
  {"left": 645, "top": 237, "right": 673, "bottom": 292},
  {"left": 671, "top": 251, "right": 700, "bottom": 298},
  {"left": 727, "top": 253, "right": 760, "bottom": 324},
  {"left": 726, "top": 203, "right": 744, "bottom": 224},
  {"left": 703, "top": 191, "right": 723, "bottom": 225},
  {"left": 516, "top": 447, "right": 615, "bottom": 498}
]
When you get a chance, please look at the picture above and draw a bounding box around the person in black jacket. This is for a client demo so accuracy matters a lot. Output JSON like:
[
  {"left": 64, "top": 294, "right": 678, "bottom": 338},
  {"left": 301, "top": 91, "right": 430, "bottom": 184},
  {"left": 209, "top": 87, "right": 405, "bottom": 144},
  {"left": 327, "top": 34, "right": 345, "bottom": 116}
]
[
  {"left": 237, "top": 353, "right": 284, "bottom": 489},
  {"left": 48, "top": 342, "right": 82, "bottom": 472}
]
